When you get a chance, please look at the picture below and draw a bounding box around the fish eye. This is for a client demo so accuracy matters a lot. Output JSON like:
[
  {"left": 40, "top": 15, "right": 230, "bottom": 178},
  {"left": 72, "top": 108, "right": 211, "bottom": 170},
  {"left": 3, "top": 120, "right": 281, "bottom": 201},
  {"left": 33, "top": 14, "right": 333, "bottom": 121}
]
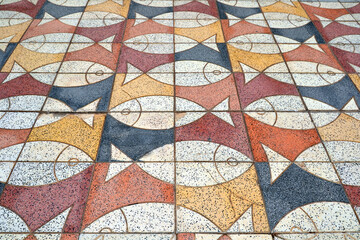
[
  {"left": 99, "top": 227, "right": 113, "bottom": 233},
  {"left": 255, "top": 107, "right": 266, "bottom": 114},
  {"left": 290, "top": 226, "right": 305, "bottom": 233},
  {"left": 226, "top": 157, "right": 239, "bottom": 166},
  {"left": 22, "top": 40, "right": 44, "bottom": 51},
  {"left": 95, "top": 70, "right": 104, "bottom": 76},
  {"left": 327, "top": 71, "right": 335, "bottom": 76},
  {"left": 121, "top": 108, "right": 131, "bottom": 115},
  {"left": 256, "top": 111, "right": 266, "bottom": 115},
  {"left": 213, "top": 70, "right": 221, "bottom": 75},
  {"left": 68, "top": 158, "right": 79, "bottom": 167},
  {"left": 86, "top": 63, "right": 113, "bottom": 74}
]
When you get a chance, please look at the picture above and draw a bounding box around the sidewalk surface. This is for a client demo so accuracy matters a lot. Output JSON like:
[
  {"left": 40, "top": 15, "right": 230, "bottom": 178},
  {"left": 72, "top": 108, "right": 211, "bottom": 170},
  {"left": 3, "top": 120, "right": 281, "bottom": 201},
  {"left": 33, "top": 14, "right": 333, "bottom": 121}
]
[{"left": 0, "top": 0, "right": 360, "bottom": 239}]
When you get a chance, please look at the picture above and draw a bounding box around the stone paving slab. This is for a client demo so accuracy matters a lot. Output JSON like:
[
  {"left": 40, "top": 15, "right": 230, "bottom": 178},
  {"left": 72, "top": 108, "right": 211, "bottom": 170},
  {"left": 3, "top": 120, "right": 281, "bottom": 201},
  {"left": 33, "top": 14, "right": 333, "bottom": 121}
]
[{"left": 0, "top": 0, "right": 360, "bottom": 239}]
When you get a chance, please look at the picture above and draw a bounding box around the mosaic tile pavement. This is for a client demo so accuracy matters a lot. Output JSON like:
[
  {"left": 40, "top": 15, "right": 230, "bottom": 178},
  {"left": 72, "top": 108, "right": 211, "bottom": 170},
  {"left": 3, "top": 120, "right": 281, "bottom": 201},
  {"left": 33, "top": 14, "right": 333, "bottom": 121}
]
[{"left": 0, "top": 0, "right": 360, "bottom": 239}]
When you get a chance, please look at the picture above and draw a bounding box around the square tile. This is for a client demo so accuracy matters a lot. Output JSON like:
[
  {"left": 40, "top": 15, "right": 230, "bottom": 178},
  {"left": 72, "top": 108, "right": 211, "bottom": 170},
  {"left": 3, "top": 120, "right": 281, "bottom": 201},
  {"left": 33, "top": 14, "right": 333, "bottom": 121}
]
[
  {"left": 174, "top": 0, "right": 220, "bottom": 18},
  {"left": 244, "top": 112, "right": 321, "bottom": 163},
  {"left": 0, "top": 112, "right": 39, "bottom": 130},
  {"left": 176, "top": 163, "right": 269, "bottom": 233},
  {"left": 0, "top": 0, "right": 47, "bottom": 18},
  {"left": 96, "top": 114, "right": 174, "bottom": 162},
  {"left": 86, "top": 0, "right": 131, "bottom": 18},
  {"left": 298, "top": 75, "right": 360, "bottom": 110},
  {"left": 123, "top": 19, "right": 174, "bottom": 43},
  {"left": 35, "top": 0, "right": 87, "bottom": 19},
  {"left": 0, "top": 72, "right": 52, "bottom": 101},
  {"left": 30, "top": 113, "right": 106, "bottom": 160},
  {"left": 82, "top": 162, "right": 175, "bottom": 232},
  {"left": 63, "top": 43, "right": 122, "bottom": 72},
  {"left": 175, "top": 44, "right": 232, "bottom": 73},
  {"left": 109, "top": 73, "right": 174, "bottom": 110},
  {"left": 227, "top": 43, "right": 285, "bottom": 73},
  {"left": 1, "top": 43, "right": 66, "bottom": 73},
  {"left": 176, "top": 112, "right": 253, "bottom": 161},
  {"left": 174, "top": 21, "right": 225, "bottom": 43},
  {"left": 127, "top": 1, "right": 174, "bottom": 19},
  {"left": 0, "top": 164, "right": 92, "bottom": 232},
  {"left": 255, "top": 162, "right": 356, "bottom": 232},
  {"left": 0, "top": 129, "right": 28, "bottom": 159},
  {"left": 0, "top": 18, "right": 32, "bottom": 43},
  {"left": 45, "top": 74, "right": 115, "bottom": 112},
  {"left": 73, "top": 21, "right": 126, "bottom": 43},
  {"left": 175, "top": 74, "right": 241, "bottom": 110},
  {"left": 221, "top": 18, "right": 270, "bottom": 41},
  {"left": 117, "top": 45, "right": 175, "bottom": 73},
  {"left": 20, "top": 19, "right": 77, "bottom": 42}
]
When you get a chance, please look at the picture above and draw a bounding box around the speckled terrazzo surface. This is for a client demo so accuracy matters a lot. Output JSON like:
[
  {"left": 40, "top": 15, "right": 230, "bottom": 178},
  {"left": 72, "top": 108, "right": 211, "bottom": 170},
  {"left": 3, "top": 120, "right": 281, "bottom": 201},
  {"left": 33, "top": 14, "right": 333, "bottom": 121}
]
[{"left": 0, "top": 0, "right": 360, "bottom": 239}]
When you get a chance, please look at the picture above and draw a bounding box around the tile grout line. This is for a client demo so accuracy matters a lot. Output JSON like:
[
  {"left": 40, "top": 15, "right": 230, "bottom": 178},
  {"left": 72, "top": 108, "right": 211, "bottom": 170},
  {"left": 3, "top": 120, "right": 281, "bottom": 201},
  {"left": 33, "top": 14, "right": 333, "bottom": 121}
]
[
  {"left": 37, "top": 0, "right": 91, "bottom": 115},
  {"left": 51, "top": 0, "right": 99, "bottom": 236},
  {"left": 339, "top": 0, "right": 360, "bottom": 25},
  {"left": 259, "top": 6, "right": 330, "bottom": 214},
  {"left": 6, "top": 231, "right": 360, "bottom": 235},
  {"left": 2, "top": 110, "right": 360, "bottom": 113},
  {"left": 217, "top": 0, "right": 272, "bottom": 236},
  {"left": 104, "top": 2, "right": 130, "bottom": 114},
  {"left": 0, "top": 1, "right": 93, "bottom": 236},
  {"left": 253, "top": 2, "right": 281, "bottom": 238},
  {"left": 299, "top": 0, "right": 360, "bottom": 112},
  {"left": 241, "top": 0, "right": 293, "bottom": 237},
  {"left": 1, "top": 159, "right": 360, "bottom": 163},
  {"left": 260, "top": 0, "right": 311, "bottom": 111},
  {"left": 298, "top": 0, "right": 360, "bottom": 226},
  {"left": 1, "top": 70, "right": 359, "bottom": 74},
  {"left": 75, "top": 0, "right": 133, "bottom": 237},
  {"left": 308, "top": 112, "right": 360, "bottom": 226},
  {"left": 0, "top": 2, "right": 41, "bottom": 190},
  {"left": 0, "top": 0, "right": 92, "bottom": 196},
  {"left": 38, "top": 0, "right": 105, "bottom": 236},
  {"left": 172, "top": 0, "right": 177, "bottom": 236},
  {"left": 264, "top": 0, "right": 360, "bottom": 231},
  {"left": 4, "top": 40, "right": 360, "bottom": 44},
  {"left": 0, "top": 12, "right": 34, "bottom": 72},
  {"left": 0, "top": 1, "right": 49, "bottom": 189}
]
